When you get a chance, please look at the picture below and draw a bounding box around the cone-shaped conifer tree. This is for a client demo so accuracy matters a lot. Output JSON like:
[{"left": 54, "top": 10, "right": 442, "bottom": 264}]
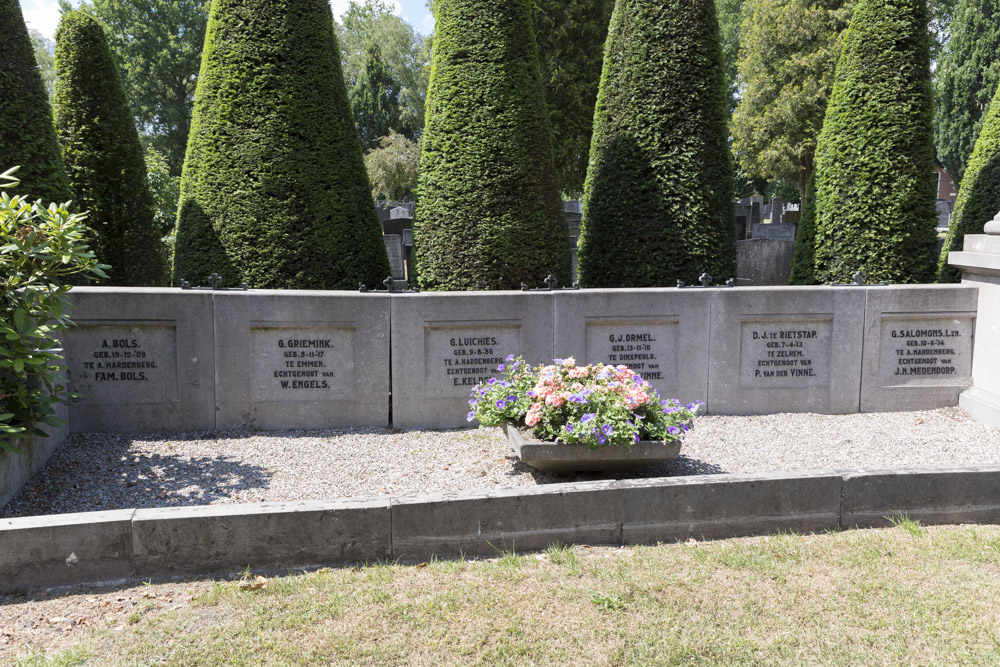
[
  {"left": 0, "top": 0, "right": 71, "bottom": 205},
  {"left": 173, "top": 0, "right": 389, "bottom": 289},
  {"left": 414, "top": 0, "right": 571, "bottom": 291},
  {"left": 577, "top": 0, "right": 735, "bottom": 287},
  {"left": 812, "top": 0, "right": 938, "bottom": 283},
  {"left": 54, "top": 11, "right": 167, "bottom": 285},
  {"left": 937, "top": 81, "right": 1000, "bottom": 282},
  {"left": 789, "top": 173, "right": 818, "bottom": 284}
]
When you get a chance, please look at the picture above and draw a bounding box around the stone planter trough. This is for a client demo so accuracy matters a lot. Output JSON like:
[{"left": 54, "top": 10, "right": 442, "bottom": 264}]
[{"left": 502, "top": 421, "right": 681, "bottom": 472}]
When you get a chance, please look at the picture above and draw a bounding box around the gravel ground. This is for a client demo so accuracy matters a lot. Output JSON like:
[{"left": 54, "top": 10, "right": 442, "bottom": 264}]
[{"left": 4, "top": 406, "right": 1000, "bottom": 519}]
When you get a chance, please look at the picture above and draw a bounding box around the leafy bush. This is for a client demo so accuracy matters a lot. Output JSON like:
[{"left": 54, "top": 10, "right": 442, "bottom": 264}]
[
  {"left": 53, "top": 11, "right": 167, "bottom": 286},
  {"left": 0, "top": 0, "right": 72, "bottom": 206},
  {"left": 811, "top": 0, "right": 938, "bottom": 283},
  {"left": 0, "top": 166, "right": 107, "bottom": 452},
  {"left": 937, "top": 82, "right": 1000, "bottom": 283},
  {"left": 577, "top": 0, "right": 735, "bottom": 287},
  {"left": 469, "top": 355, "right": 701, "bottom": 448},
  {"left": 173, "top": 0, "right": 389, "bottom": 289},
  {"left": 414, "top": 0, "right": 571, "bottom": 291}
]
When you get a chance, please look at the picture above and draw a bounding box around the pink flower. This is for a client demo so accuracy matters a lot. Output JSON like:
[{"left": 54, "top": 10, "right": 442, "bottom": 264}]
[
  {"left": 545, "top": 394, "right": 564, "bottom": 407},
  {"left": 525, "top": 412, "right": 540, "bottom": 426}
]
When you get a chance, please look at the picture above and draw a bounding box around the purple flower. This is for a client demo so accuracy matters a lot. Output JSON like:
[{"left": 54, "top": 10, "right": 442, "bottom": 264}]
[
  {"left": 467, "top": 411, "right": 476, "bottom": 422},
  {"left": 608, "top": 381, "right": 620, "bottom": 388},
  {"left": 597, "top": 434, "right": 607, "bottom": 445},
  {"left": 602, "top": 424, "right": 613, "bottom": 435},
  {"left": 582, "top": 413, "right": 596, "bottom": 423},
  {"left": 553, "top": 358, "right": 564, "bottom": 365},
  {"left": 497, "top": 364, "right": 506, "bottom": 371},
  {"left": 496, "top": 399, "right": 507, "bottom": 409},
  {"left": 565, "top": 424, "right": 574, "bottom": 434},
  {"left": 667, "top": 426, "right": 680, "bottom": 435},
  {"left": 686, "top": 402, "right": 698, "bottom": 411},
  {"left": 499, "top": 380, "right": 510, "bottom": 388},
  {"left": 488, "top": 378, "right": 497, "bottom": 386},
  {"left": 469, "top": 398, "right": 478, "bottom": 405},
  {"left": 596, "top": 370, "right": 610, "bottom": 380},
  {"left": 634, "top": 433, "right": 640, "bottom": 444},
  {"left": 478, "top": 386, "right": 487, "bottom": 396},
  {"left": 512, "top": 361, "right": 521, "bottom": 369},
  {"left": 507, "top": 395, "right": 517, "bottom": 403},
  {"left": 506, "top": 354, "right": 515, "bottom": 362},
  {"left": 527, "top": 390, "right": 536, "bottom": 398}
]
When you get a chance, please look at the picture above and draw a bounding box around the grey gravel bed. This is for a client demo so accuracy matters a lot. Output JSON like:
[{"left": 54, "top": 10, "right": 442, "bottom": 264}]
[{"left": 4, "top": 406, "right": 1000, "bottom": 519}]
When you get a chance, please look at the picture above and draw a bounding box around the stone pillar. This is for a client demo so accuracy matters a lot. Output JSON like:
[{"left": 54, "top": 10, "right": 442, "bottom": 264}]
[{"left": 949, "top": 211, "right": 1000, "bottom": 426}]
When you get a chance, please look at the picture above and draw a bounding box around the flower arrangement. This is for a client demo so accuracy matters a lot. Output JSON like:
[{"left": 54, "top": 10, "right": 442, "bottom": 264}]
[{"left": 467, "top": 355, "right": 701, "bottom": 448}]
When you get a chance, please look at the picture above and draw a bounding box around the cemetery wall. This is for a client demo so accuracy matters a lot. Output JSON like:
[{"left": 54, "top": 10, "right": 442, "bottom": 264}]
[{"left": 55, "top": 284, "right": 977, "bottom": 432}]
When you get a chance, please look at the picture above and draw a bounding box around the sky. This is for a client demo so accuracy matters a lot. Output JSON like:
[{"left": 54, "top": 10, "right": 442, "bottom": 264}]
[{"left": 20, "top": 0, "right": 435, "bottom": 41}]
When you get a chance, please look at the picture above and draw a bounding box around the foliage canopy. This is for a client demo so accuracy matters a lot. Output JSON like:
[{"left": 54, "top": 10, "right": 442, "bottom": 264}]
[
  {"left": 577, "top": 0, "right": 735, "bottom": 287},
  {"left": 812, "top": 0, "right": 938, "bottom": 283},
  {"left": 173, "top": 0, "right": 390, "bottom": 289},
  {"left": 54, "top": 11, "right": 167, "bottom": 286},
  {"left": 937, "top": 82, "right": 1000, "bottom": 282},
  {"left": 0, "top": 0, "right": 72, "bottom": 207},
  {"left": 414, "top": 0, "right": 570, "bottom": 290}
]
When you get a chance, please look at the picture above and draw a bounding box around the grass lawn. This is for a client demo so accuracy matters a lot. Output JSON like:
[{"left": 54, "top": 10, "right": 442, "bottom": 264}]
[{"left": 7, "top": 521, "right": 1000, "bottom": 665}]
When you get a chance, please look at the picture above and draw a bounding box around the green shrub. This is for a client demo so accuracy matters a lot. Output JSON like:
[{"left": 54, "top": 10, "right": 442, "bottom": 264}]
[
  {"left": 53, "top": 11, "right": 167, "bottom": 286},
  {"left": 789, "top": 173, "right": 818, "bottom": 284},
  {"left": 812, "top": 0, "right": 938, "bottom": 283},
  {"left": 937, "top": 83, "right": 1000, "bottom": 282},
  {"left": 576, "top": 0, "right": 735, "bottom": 287},
  {"left": 0, "top": 0, "right": 72, "bottom": 206},
  {"left": 0, "top": 166, "right": 107, "bottom": 451},
  {"left": 414, "top": 0, "right": 571, "bottom": 291},
  {"left": 173, "top": 0, "right": 389, "bottom": 289}
]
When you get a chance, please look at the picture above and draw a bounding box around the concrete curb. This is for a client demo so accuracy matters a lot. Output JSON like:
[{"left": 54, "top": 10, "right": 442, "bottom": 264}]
[{"left": 3, "top": 465, "right": 1000, "bottom": 593}]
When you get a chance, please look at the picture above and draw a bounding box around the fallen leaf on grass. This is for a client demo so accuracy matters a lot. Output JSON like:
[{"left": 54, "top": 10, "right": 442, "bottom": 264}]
[
  {"left": 238, "top": 575, "right": 268, "bottom": 591},
  {"left": 416, "top": 562, "right": 428, "bottom": 569}
]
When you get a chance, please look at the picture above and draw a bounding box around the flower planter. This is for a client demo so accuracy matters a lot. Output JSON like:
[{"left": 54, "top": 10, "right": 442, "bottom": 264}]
[{"left": 503, "top": 421, "right": 681, "bottom": 472}]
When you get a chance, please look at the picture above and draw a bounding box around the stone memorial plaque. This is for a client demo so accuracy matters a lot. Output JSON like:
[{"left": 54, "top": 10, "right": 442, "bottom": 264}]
[
  {"left": 584, "top": 319, "right": 678, "bottom": 384},
  {"left": 424, "top": 324, "right": 522, "bottom": 398},
  {"left": 878, "top": 317, "right": 973, "bottom": 387},
  {"left": 384, "top": 235, "right": 405, "bottom": 278},
  {"left": 64, "top": 323, "right": 178, "bottom": 404},
  {"left": 739, "top": 318, "right": 832, "bottom": 389},
  {"left": 250, "top": 326, "right": 356, "bottom": 402}
]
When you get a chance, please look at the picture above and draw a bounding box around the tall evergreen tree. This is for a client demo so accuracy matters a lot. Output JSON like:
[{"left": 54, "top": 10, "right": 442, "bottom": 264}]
[
  {"left": 414, "top": 0, "right": 571, "bottom": 291},
  {"left": 937, "top": 82, "right": 1000, "bottom": 282},
  {"left": 0, "top": 0, "right": 71, "bottom": 206},
  {"left": 933, "top": 0, "right": 1000, "bottom": 186},
  {"left": 577, "top": 0, "right": 735, "bottom": 287},
  {"left": 788, "top": 172, "right": 818, "bottom": 284},
  {"left": 352, "top": 43, "right": 401, "bottom": 153},
  {"left": 54, "top": 11, "right": 167, "bottom": 286},
  {"left": 173, "top": 0, "right": 390, "bottom": 289},
  {"left": 533, "top": 0, "right": 614, "bottom": 196},
  {"left": 812, "top": 0, "right": 938, "bottom": 283}
]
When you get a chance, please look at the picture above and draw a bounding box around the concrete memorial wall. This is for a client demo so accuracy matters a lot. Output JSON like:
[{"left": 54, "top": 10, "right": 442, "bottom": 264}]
[
  {"left": 390, "top": 292, "right": 554, "bottom": 429},
  {"left": 62, "top": 288, "right": 216, "bottom": 433},
  {"left": 860, "top": 285, "right": 976, "bottom": 412},
  {"left": 213, "top": 291, "right": 390, "bottom": 430},
  {"left": 552, "top": 289, "right": 709, "bottom": 407},
  {"left": 54, "top": 284, "right": 979, "bottom": 433},
  {"left": 709, "top": 287, "right": 866, "bottom": 415}
]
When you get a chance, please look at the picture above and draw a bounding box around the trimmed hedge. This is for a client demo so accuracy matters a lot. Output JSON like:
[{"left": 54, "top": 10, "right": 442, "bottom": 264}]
[
  {"left": 789, "top": 172, "right": 818, "bottom": 284},
  {"left": 53, "top": 12, "right": 166, "bottom": 286},
  {"left": 0, "top": 0, "right": 71, "bottom": 206},
  {"left": 414, "top": 0, "right": 571, "bottom": 291},
  {"left": 173, "top": 0, "right": 389, "bottom": 289},
  {"left": 577, "top": 0, "right": 735, "bottom": 287},
  {"left": 812, "top": 0, "right": 938, "bottom": 284},
  {"left": 937, "top": 82, "right": 1000, "bottom": 282}
]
